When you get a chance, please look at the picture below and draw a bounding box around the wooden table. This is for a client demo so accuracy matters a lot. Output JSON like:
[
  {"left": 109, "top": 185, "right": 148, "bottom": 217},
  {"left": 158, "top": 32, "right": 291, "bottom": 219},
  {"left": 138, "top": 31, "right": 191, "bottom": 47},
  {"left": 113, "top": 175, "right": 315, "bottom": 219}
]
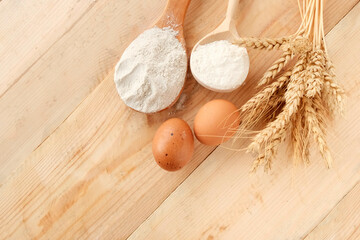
[{"left": 0, "top": 0, "right": 359, "bottom": 239}]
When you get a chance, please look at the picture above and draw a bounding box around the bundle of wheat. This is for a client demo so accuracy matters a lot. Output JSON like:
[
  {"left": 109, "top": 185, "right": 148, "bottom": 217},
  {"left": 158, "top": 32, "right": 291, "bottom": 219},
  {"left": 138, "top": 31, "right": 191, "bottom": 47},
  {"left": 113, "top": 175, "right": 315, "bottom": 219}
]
[{"left": 233, "top": 0, "right": 345, "bottom": 172}]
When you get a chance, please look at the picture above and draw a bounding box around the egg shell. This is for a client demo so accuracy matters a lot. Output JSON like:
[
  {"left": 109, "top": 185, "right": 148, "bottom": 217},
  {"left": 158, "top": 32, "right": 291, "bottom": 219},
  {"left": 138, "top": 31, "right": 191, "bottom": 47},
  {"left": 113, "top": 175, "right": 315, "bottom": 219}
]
[
  {"left": 152, "top": 118, "right": 194, "bottom": 171},
  {"left": 194, "top": 99, "right": 240, "bottom": 146}
]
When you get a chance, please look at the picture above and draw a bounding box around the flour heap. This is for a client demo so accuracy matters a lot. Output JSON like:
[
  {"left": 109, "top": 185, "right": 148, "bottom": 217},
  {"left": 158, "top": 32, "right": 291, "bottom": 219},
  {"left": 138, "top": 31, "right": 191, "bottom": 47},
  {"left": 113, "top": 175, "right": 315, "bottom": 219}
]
[
  {"left": 114, "top": 27, "right": 187, "bottom": 113},
  {"left": 190, "top": 40, "right": 249, "bottom": 92}
]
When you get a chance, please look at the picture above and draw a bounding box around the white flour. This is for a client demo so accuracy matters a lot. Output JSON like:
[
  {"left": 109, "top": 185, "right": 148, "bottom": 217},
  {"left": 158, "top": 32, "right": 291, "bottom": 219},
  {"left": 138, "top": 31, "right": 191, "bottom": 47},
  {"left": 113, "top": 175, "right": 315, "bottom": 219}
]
[
  {"left": 114, "top": 27, "right": 187, "bottom": 113},
  {"left": 190, "top": 40, "right": 249, "bottom": 92}
]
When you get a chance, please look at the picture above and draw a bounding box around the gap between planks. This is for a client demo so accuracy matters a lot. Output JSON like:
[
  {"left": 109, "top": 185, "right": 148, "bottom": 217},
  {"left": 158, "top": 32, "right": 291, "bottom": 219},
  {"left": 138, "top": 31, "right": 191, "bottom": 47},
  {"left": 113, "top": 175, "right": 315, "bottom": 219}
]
[
  {"left": 0, "top": 1, "right": 98, "bottom": 99},
  {"left": 304, "top": 179, "right": 360, "bottom": 239}
]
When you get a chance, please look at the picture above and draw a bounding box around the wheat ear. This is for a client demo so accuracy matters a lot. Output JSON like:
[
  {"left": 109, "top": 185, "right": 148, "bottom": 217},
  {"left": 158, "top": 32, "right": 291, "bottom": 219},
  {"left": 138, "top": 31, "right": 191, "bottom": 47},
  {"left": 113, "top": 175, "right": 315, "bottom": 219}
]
[
  {"left": 305, "top": 49, "right": 325, "bottom": 98},
  {"left": 323, "top": 52, "right": 345, "bottom": 114},
  {"left": 304, "top": 96, "right": 333, "bottom": 168},
  {"left": 241, "top": 70, "right": 291, "bottom": 113},
  {"left": 291, "top": 104, "right": 304, "bottom": 165},
  {"left": 251, "top": 117, "right": 289, "bottom": 172},
  {"left": 257, "top": 49, "right": 293, "bottom": 87},
  {"left": 248, "top": 55, "right": 307, "bottom": 152},
  {"left": 301, "top": 104, "right": 311, "bottom": 164},
  {"left": 251, "top": 141, "right": 278, "bottom": 172},
  {"left": 234, "top": 37, "right": 290, "bottom": 50},
  {"left": 323, "top": 71, "right": 345, "bottom": 116}
]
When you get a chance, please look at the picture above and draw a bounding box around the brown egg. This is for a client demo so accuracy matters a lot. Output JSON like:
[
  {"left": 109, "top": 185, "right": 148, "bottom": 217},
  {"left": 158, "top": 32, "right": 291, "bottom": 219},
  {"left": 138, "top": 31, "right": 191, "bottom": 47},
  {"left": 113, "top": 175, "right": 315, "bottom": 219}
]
[
  {"left": 152, "top": 118, "right": 194, "bottom": 171},
  {"left": 194, "top": 99, "right": 240, "bottom": 146}
]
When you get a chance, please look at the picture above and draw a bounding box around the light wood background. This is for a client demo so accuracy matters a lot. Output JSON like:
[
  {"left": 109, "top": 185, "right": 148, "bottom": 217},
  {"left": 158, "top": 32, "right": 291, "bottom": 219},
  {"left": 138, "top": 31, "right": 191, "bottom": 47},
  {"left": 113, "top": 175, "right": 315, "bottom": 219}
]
[{"left": 0, "top": 0, "right": 359, "bottom": 239}]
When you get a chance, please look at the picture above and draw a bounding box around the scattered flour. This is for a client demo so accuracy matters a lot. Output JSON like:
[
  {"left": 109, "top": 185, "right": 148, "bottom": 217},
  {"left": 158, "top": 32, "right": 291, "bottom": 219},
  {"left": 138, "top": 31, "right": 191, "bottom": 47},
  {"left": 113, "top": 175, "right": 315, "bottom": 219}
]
[
  {"left": 114, "top": 27, "right": 187, "bottom": 113},
  {"left": 190, "top": 40, "right": 249, "bottom": 92}
]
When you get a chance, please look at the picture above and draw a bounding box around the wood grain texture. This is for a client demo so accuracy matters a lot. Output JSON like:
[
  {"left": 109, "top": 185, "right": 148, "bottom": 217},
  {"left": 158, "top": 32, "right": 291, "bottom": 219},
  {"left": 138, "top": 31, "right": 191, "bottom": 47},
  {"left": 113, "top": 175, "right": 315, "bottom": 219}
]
[
  {"left": 129, "top": 2, "right": 360, "bottom": 239},
  {"left": 305, "top": 181, "right": 360, "bottom": 240},
  {"left": 0, "top": 0, "right": 166, "bottom": 183},
  {"left": 0, "top": 0, "right": 359, "bottom": 239},
  {"left": 0, "top": 0, "right": 95, "bottom": 96}
]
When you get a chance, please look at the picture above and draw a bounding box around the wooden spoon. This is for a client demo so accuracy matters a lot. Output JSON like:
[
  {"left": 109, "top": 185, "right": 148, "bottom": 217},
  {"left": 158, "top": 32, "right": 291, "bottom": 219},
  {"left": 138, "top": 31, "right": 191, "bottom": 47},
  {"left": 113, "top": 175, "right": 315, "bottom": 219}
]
[
  {"left": 190, "top": 0, "right": 249, "bottom": 93},
  {"left": 191, "top": 0, "right": 241, "bottom": 52},
  {"left": 155, "top": 0, "right": 191, "bottom": 49},
  {"left": 114, "top": 0, "right": 191, "bottom": 113}
]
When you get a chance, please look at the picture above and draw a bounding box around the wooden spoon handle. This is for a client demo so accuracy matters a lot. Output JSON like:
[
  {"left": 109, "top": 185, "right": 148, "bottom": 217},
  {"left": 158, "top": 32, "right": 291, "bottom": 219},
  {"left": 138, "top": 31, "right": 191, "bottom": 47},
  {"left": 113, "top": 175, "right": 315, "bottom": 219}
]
[
  {"left": 225, "top": 0, "right": 241, "bottom": 22},
  {"left": 165, "top": 0, "right": 192, "bottom": 24},
  {"left": 156, "top": 0, "right": 192, "bottom": 28}
]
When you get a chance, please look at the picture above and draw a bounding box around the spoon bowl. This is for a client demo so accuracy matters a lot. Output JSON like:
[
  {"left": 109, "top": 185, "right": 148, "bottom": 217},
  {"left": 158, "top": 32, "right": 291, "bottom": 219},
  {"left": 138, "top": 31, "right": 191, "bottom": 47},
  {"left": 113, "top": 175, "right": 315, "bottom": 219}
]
[{"left": 190, "top": 0, "right": 249, "bottom": 93}]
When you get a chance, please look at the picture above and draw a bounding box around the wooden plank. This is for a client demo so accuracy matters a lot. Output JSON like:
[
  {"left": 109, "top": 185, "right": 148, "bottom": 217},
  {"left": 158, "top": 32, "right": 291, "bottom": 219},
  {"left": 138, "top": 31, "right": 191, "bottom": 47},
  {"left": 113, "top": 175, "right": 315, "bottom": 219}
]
[
  {"left": 129, "top": 3, "right": 360, "bottom": 239},
  {"left": 304, "top": 181, "right": 360, "bottom": 240},
  {"left": 0, "top": 0, "right": 357, "bottom": 239},
  {"left": 0, "top": 0, "right": 94, "bottom": 96},
  {"left": 0, "top": 0, "right": 166, "bottom": 182}
]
